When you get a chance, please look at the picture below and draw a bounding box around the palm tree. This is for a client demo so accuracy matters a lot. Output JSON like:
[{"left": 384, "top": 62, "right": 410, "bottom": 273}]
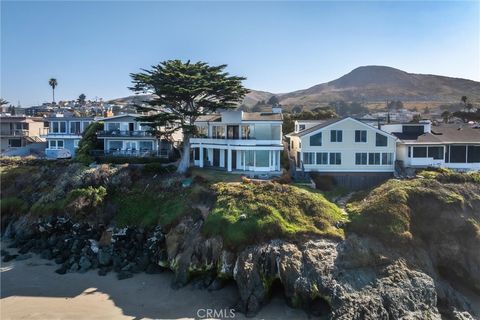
[
  {"left": 49, "top": 78, "right": 58, "bottom": 104},
  {"left": 441, "top": 110, "right": 451, "bottom": 123},
  {"left": 0, "top": 98, "right": 9, "bottom": 107}
]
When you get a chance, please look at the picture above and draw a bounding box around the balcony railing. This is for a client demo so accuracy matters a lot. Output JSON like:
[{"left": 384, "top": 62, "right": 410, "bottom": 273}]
[
  {"left": 90, "top": 149, "right": 170, "bottom": 158},
  {"left": 0, "top": 129, "right": 28, "bottom": 137},
  {"left": 97, "top": 130, "right": 153, "bottom": 137},
  {"left": 190, "top": 137, "right": 282, "bottom": 146}
]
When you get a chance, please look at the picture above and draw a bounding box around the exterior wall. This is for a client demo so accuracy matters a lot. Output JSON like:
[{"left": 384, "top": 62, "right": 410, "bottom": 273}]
[
  {"left": 45, "top": 138, "right": 77, "bottom": 158},
  {"left": 299, "top": 118, "right": 396, "bottom": 172}
]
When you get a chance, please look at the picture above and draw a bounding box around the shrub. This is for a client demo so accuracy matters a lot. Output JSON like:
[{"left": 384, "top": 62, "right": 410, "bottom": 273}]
[
  {"left": 142, "top": 163, "right": 177, "bottom": 175},
  {"left": 96, "top": 156, "right": 173, "bottom": 165},
  {"left": 67, "top": 186, "right": 107, "bottom": 208},
  {"left": 1, "top": 197, "right": 28, "bottom": 216},
  {"left": 76, "top": 122, "right": 104, "bottom": 164}
]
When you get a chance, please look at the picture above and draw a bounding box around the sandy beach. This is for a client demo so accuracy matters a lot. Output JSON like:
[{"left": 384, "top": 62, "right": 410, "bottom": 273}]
[{"left": 0, "top": 244, "right": 310, "bottom": 320}]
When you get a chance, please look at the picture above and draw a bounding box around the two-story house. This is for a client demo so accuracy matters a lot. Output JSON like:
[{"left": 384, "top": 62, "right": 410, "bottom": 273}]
[
  {"left": 381, "top": 121, "right": 480, "bottom": 171},
  {"left": 190, "top": 110, "right": 283, "bottom": 173},
  {"left": 42, "top": 116, "right": 94, "bottom": 158},
  {"left": 288, "top": 117, "right": 397, "bottom": 174},
  {"left": 96, "top": 114, "right": 180, "bottom": 158},
  {"left": 0, "top": 116, "right": 47, "bottom": 152}
]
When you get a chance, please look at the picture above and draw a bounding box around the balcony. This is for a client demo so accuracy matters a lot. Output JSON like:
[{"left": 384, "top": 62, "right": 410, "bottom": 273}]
[
  {"left": 190, "top": 137, "right": 282, "bottom": 147},
  {"left": 0, "top": 129, "right": 28, "bottom": 137},
  {"left": 97, "top": 130, "right": 154, "bottom": 137}
]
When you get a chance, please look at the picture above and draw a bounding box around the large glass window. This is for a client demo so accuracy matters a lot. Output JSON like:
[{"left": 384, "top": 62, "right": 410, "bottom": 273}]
[
  {"left": 376, "top": 133, "right": 387, "bottom": 146},
  {"left": 70, "top": 121, "right": 81, "bottom": 134},
  {"left": 330, "top": 130, "right": 343, "bottom": 142},
  {"left": 329, "top": 152, "right": 341, "bottom": 165},
  {"left": 299, "top": 124, "right": 306, "bottom": 131},
  {"left": 382, "top": 153, "right": 393, "bottom": 165},
  {"left": 413, "top": 147, "right": 427, "bottom": 158},
  {"left": 52, "top": 122, "right": 59, "bottom": 133},
  {"left": 109, "top": 141, "right": 123, "bottom": 150},
  {"left": 108, "top": 123, "right": 120, "bottom": 131},
  {"left": 355, "top": 153, "right": 368, "bottom": 165},
  {"left": 450, "top": 146, "right": 467, "bottom": 163},
  {"left": 271, "top": 125, "right": 281, "bottom": 140},
  {"left": 310, "top": 132, "right": 322, "bottom": 146},
  {"left": 59, "top": 122, "right": 66, "bottom": 133},
  {"left": 303, "top": 152, "right": 315, "bottom": 165},
  {"left": 213, "top": 126, "right": 225, "bottom": 139},
  {"left": 355, "top": 130, "right": 367, "bottom": 142},
  {"left": 241, "top": 125, "right": 252, "bottom": 139},
  {"left": 368, "top": 153, "right": 381, "bottom": 165},
  {"left": 246, "top": 150, "right": 255, "bottom": 166},
  {"left": 467, "top": 146, "right": 480, "bottom": 163},
  {"left": 316, "top": 152, "right": 328, "bottom": 164},
  {"left": 139, "top": 141, "right": 153, "bottom": 151},
  {"left": 428, "top": 146, "right": 444, "bottom": 160}
]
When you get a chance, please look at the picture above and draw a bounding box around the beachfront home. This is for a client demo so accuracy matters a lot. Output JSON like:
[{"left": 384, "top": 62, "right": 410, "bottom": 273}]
[
  {"left": 288, "top": 117, "right": 397, "bottom": 174},
  {"left": 190, "top": 109, "right": 283, "bottom": 173},
  {"left": 96, "top": 114, "right": 180, "bottom": 158},
  {"left": 381, "top": 121, "right": 480, "bottom": 171},
  {"left": 42, "top": 115, "right": 94, "bottom": 158},
  {"left": 0, "top": 116, "right": 47, "bottom": 152}
]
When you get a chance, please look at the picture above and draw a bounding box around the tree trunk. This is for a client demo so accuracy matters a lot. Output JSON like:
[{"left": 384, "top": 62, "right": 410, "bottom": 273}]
[
  {"left": 53, "top": 88, "right": 55, "bottom": 104},
  {"left": 177, "top": 135, "right": 191, "bottom": 174}
]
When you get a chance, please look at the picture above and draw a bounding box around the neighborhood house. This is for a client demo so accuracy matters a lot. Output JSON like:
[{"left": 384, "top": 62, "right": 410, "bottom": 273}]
[{"left": 190, "top": 109, "right": 283, "bottom": 172}]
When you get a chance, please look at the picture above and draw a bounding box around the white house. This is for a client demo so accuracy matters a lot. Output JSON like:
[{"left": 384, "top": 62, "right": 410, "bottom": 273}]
[
  {"left": 381, "top": 121, "right": 480, "bottom": 171},
  {"left": 288, "top": 117, "right": 397, "bottom": 173},
  {"left": 190, "top": 110, "right": 283, "bottom": 173},
  {"left": 97, "top": 114, "right": 181, "bottom": 158}
]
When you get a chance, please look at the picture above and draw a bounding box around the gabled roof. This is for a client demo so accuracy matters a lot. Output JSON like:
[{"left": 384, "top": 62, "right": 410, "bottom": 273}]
[
  {"left": 196, "top": 114, "right": 222, "bottom": 122},
  {"left": 98, "top": 114, "right": 142, "bottom": 121},
  {"left": 289, "top": 116, "right": 398, "bottom": 140}
]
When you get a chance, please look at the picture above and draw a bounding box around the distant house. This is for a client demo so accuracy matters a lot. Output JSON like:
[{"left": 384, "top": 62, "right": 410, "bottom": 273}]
[
  {"left": 42, "top": 116, "right": 94, "bottom": 159},
  {"left": 190, "top": 109, "right": 283, "bottom": 173},
  {"left": 96, "top": 114, "right": 180, "bottom": 158},
  {"left": 0, "top": 116, "right": 47, "bottom": 152},
  {"left": 381, "top": 121, "right": 480, "bottom": 171}
]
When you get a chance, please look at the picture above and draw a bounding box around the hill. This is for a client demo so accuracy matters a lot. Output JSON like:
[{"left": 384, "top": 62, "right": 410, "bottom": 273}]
[
  {"left": 277, "top": 66, "right": 480, "bottom": 109},
  {"left": 107, "top": 66, "right": 480, "bottom": 111}
]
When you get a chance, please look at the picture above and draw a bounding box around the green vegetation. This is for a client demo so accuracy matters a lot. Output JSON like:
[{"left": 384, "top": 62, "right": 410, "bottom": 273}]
[
  {"left": 346, "top": 173, "right": 475, "bottom": 242},
  {"left": 76, "top": 122, "right": 104, "bottom": 164},
  {"left": 142, "top": 164, "right": 177, "bottom": 175},
  {"left": 203, "top": 181, "right": 345, "bottom": 248},
  {"left": 113, "top": 190, "right": 193, "bottom": 227},
  {"left": 96, "top": 156, "right": 173, "bottom": 165},
  {"left": 1, "top": 196, "right": 28, "bottom": 215}
]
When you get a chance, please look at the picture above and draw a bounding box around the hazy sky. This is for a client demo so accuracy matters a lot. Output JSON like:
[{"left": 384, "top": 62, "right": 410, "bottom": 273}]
[{"left": 1, "top": 1, "right": 479, "bottom": 106}]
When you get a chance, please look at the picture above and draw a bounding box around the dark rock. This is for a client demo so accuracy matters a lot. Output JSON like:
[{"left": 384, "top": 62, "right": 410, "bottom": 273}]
[
  {"left": 78, "top": 256, "right": 92, "bottom": 273},
  {"left": 1, "top": 249, "right": 9, "bottom": 256},
  {"left": 117, "top": 271, "right": 133, "bottom": 280},
  {"left": 68, "top": 262, "right": 79, "bottom": 273},
  {"left": 98, "top": 268, "right": 108, "bottom": 276},
  {"left": 3, "top": 254, "right": 18, "bottom": 262},
  {"left": 207, "top": 278, "right": 224, "bottom": 291},
  {"left": 97, "top": 248, "right": 112, "bottom": 266},
  {"left": 145, "top": 264, "right": 164, "bottom": 274},
  {"left": 55, "top": 265, "right": 67, "bottom": 275},
  {"left": 40, "top": 249, "right": 53, "bottom": 260}
]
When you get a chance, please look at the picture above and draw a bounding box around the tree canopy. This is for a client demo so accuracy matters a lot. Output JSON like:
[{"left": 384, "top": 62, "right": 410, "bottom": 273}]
[{"left": 129, "top": 60, "right": 249, "bottom": 172}]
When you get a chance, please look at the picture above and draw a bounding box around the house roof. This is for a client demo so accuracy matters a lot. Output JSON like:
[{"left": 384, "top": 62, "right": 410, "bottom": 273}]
[
  {"left": 288, "top": 116, "right": 398, "bottom": 140},
  {"left": 397, "top": 124, "right": 480, "bottom": 144},
  {"left": 98, "top": 114, "right": 141, "bottom": 121},
  {"left": 196, "top": 114, "right": 222, "bottom": 122},
  {"left": 288, "top": 117, "right": 347, "bottom": 137}
]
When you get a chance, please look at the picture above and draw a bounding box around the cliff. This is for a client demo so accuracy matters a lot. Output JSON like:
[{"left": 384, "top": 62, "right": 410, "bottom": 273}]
[{"left": 1, "top": 158, "right": 479, "bottom": 319}]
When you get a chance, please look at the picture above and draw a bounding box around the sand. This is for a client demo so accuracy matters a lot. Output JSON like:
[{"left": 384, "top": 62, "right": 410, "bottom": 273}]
[{"left": 0, "top": 244, "right": 310, "bottom": 320}]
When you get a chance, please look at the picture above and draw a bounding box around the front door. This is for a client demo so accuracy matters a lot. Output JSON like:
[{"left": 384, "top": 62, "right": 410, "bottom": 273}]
[
  {"left": 129, "top": 123, "right": 135, "bottom": 131},
  {"left": 227, "top": 125, "right": 239, "bottom": 139}
]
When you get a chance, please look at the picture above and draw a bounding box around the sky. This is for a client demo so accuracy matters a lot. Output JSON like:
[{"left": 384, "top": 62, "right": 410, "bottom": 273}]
[{"left": 1, "top": 1, "right": 479, "bottom": 106}]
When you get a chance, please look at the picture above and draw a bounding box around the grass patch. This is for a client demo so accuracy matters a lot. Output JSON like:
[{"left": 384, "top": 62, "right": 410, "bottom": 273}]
[
  {"left": 203, "top": 181, "right": 345, "bottom": 249},
  {"left": 1, "top": 196, "right": 28, "bottom": 216},
  {"left": 113, "top": 189, "right": 193, "bottom": 228},
  {"left": 189, "top": 168, "right": 243, "bottom": 185},
  {"left": 346, "top": 173, "right": 474, "bottom": 243}
]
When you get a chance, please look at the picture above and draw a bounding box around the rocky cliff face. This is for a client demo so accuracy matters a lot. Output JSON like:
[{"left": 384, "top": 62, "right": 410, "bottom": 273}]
[{"left": 3, "top": 214, "right": 478, "bottom": 319}]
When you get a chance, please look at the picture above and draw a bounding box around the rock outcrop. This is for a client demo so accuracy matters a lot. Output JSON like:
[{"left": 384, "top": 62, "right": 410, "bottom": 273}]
[{"left": 3, "top": 215, "right": 478, "bottom": 319}]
